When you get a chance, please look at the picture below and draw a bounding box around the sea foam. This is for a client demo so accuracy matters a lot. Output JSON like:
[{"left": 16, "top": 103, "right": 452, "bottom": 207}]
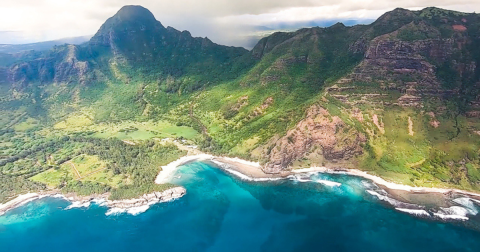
[
  {"left": 396, "top": 208, "right": 430, "bottom": 217},
  {"left": 433, "top": 206, "right": 470, "bottom": 221},
  {"left": 65, "top": 201, "right": 91, "bottom": 210},
  {"left": 105, "top": 207, "right": 126, "bottom": 216},
  {"left": 105, "top": 205, "right": 151, "bottom": 216},
  {"left": 366, "top": 190, "right": 404, "bottom": 207},
  {"left": 316, "top": 180, "right": 342, "bottom": 187},
  {"left": 452, "top": 197, "right": 479, "bottom": 215}
]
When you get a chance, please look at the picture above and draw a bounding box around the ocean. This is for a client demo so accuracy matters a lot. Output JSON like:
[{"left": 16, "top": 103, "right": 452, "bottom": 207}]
[{"left": 1, "top": 161, "right": 480, "bottom": 252}]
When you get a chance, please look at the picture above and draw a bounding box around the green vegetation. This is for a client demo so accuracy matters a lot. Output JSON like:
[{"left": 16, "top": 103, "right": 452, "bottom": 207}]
[
  {"left": 31, "top": 154, "right": 125, "bottom": 188},
  {"left": 0, "top": 123, "right": 185, "bottom": 202},
  {"left": 52, "top": 118, "right": 199, "bottom": 140},
  {"left": 3, "top": 5, "right": 480, "bottom": 203}
]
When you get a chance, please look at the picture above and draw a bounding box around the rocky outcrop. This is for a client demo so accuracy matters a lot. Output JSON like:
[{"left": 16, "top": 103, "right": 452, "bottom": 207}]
[
  {"left": 106, "top": 187, "right": 186, "bottom": 209},
  {"left": 263, "top": 106, "right": 365, "bottom": 173},
  {"left": 0, "top": 187, "right": 186, "bottom": 216}
]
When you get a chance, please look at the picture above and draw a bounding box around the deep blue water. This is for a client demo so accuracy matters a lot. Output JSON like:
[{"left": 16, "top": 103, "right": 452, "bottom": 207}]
[{"left": 2, "top": 161, "right": 480, "bottom": 252}]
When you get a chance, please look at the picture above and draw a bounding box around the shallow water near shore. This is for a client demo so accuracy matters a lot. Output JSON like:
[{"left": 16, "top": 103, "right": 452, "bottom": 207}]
[{"left": 2, "top": 161, "right": 480, "bottom": 251}]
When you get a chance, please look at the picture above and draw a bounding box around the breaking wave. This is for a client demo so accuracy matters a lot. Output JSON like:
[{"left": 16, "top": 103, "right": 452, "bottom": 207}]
[
  {"left": 65, "top": 201, "right": 91, "bottom": 210},
  {"left": 105, "top": 205, "right": 151, "bottom": 216},
  {"left": 396, "top": 208, "right": 430, "bottom": 217}
]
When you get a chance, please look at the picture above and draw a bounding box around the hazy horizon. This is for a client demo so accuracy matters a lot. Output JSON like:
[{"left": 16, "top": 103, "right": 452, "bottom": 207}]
[{"left": 1, "top": 1, "right": 480, "bottom": 47}]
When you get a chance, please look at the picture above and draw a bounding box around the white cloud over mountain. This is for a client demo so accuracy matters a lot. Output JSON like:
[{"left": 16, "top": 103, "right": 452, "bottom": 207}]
[{"left": 1, "top": 0, "right": 479, "bottom": 44}]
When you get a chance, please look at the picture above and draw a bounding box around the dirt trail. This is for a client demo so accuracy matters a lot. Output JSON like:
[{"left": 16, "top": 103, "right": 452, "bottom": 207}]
[
  {"left": 408, "top": 117, "right": 414, "bottom": 136},
  {"left": 76, "top": 167, "right": 107, "bottom": 181},
  {"left": 67, "top": 161, "right": 81, "bottom": 179},
  {"left": 122, "top": 140, "right": 136, "bottom": 145}
]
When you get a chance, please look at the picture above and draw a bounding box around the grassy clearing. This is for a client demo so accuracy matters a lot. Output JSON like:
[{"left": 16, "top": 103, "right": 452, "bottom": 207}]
[
  {"left": 231, "top": 136, "right": 260, "bottom": 155},
  {"left": 91, "top": 121, "right": 199, "bottom": 140},
  {"left": 30, "top": 154, "right": 127, "bottom": 188},
  {"left": 31, "top": 166, "right": 75, "bottom": 188},
  {"left": 47, "top": 119, "right": 199, "bottom": 140},
  {"left": 71, "top": 155, "right": 105, "bottom": 177},
  {"left": 353, "top": 104, "right": 480, "bottom": 191},
  {"left": 54, "top": 113, "right": 93, "bottom": 129},
  {"left": 12, "top": 117, "right": 39, "bottom": 131}
]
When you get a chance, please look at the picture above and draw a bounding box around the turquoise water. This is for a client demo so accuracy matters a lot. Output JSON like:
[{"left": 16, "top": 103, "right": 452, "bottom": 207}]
[{"left": 2, "top": 161, "right": 480, "bottom": 251}]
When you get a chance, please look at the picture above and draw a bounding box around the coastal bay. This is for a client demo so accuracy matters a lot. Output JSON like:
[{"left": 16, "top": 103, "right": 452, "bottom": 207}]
[
  {"left": 2, "top": 159, "right": 480, "bottom": 252},
  {"left": 4, "top": 143, "right": 480, "bottom": 222}
]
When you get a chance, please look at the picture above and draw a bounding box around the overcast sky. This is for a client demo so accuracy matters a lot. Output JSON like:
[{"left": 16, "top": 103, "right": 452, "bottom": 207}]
[{"left": 1, "top": 0, "right": 480, "bottom": 45}]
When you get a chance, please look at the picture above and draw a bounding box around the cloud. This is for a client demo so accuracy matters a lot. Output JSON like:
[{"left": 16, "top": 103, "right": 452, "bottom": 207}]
[{"left": 1, "top": 0, "right": 480, "bottom": 45}]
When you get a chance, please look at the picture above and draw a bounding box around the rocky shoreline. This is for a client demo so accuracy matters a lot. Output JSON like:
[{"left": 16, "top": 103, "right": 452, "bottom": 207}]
[
  {"left": 155, "top": 152, "right": 480, "bottom": 221},
  {"left": 155, "top": 152, "right": 480, "bottom": 200},
  {"left": 292, "top": 167, "right": 480, "bottom": 200},
  {"left": 0, "top": 187, "right": 186, "bottom": 216},
  {"left": 4, "top": 151, "right": 480, "bottom": 219}
]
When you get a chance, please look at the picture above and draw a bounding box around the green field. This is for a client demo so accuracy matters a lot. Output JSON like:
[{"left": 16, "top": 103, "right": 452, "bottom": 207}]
[
  {"left": 13, "top": 117, "right": 40, "bottom": 131},
  {"left": 31, "top": 154, "right": 128, "bottom": 189},
  {"left": 50, "top": 118, "right": 199, "bottom": 140}
]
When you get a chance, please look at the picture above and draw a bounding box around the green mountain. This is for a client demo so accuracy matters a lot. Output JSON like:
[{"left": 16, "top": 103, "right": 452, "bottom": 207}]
[{"left": 2, "top": 6, "right": 480, "bottom": 201}]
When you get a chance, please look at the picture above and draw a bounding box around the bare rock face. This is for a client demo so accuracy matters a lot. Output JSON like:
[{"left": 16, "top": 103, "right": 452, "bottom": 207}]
[
  {"left": 53, "top": 45, "right": 89, "bottom": 84},
  {"left": 352, "top": 36, "right": 451, "bottom": 96},
  {"left": 342, "top": 20, "right": 478, "bottom": 108},
  {"left": 263, "top": 106, "right": 365, "bottom": 173}
]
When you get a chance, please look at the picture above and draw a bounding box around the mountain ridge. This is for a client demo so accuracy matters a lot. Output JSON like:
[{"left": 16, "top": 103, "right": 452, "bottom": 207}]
[{"left": 3, "top": 5, "right": 480, "bottom": 201}]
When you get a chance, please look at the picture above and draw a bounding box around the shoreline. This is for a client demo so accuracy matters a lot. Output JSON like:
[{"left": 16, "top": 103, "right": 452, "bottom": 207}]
[
  {"left": 157, "top": 152, "right": 480, "bottom": 200},
  {"left": 291, "top": 167, "right": 480, "bottom": 201},
  {"left": 154, "top": 151, "right": 480, "bottom": 221},
  {"left": 4, "top": 148, "right": 480, "bottom": 220},
  {"left": 0, "top": 187, "right": 186, "bottom": 217}
]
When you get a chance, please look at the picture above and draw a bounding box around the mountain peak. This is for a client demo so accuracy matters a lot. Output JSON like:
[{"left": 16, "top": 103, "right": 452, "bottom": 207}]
[
  {"left": 95, "top": 5, "right": 162, "bottom": 32},
  {"left": 113, "top": 5, "right": 157, "bottom": 23},
  {"left": 89, "top": 5, "right": 164, "bottom": 47}
]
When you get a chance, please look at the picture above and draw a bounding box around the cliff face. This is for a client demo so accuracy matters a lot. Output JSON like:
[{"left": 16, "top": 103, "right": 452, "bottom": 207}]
[
  {"left": 327, "top": 9, "right": 480, "bottom": 109},
  {"left": 260, "top": 8, "right": 480, "bottom": 172},
  {"left": 7, "top": 45, "right": 89, "bottom": 88},
  {"left": 349, "top": 21, "right": 463, "bottom": 103},
  {"left": 263, "top": 106, "right": 365, "bottom": 173}
]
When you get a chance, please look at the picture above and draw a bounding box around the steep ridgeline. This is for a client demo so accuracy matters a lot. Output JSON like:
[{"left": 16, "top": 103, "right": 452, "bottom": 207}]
[
  {"left": 259, "top": 7, "right": 480, "bottom": 192},
  {"left": 4, "top": 5, "right": 251, "bottom": 92},
  {"left": 181, "top": 21, "right": 369, "bottom": 162},
  {"left": 3, "top": 6, "right": 480, "bottom": 194},
  {"left": 333, "top": 7, "right": 480, "bottom": 111}
]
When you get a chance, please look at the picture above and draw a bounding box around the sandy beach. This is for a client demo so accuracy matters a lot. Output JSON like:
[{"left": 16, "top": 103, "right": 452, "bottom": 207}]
[
  {"left": 211, "top": 157, "right": 289, "bottom": 179},
  {"left": 153, "top": 144, "right": 480, "bottom": 215},
  {"left": 157, "top": 148, "right": 480, "bottom": 200}
]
